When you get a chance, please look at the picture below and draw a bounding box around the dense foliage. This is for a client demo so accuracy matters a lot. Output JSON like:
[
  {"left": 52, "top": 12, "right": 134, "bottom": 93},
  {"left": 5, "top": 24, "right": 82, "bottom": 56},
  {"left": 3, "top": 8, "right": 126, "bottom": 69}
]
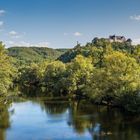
[
  {"left": 1, "top": 38, "right": 140, "bottom": 113},
  {"left": 58, "top": 39, "right": 134, "bottom": 63},
  {"left": 0, "top": 42, "right": 16, "bottom": 104},
  {"left": 8, "top": 47, "right": 68, "bottom": 65}
]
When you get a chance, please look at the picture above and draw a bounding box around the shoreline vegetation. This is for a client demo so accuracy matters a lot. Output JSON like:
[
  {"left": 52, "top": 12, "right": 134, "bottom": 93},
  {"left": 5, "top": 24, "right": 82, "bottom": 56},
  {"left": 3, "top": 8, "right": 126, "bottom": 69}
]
[{"left": 1, "top": 36, "right": 140, "bottom": 113}]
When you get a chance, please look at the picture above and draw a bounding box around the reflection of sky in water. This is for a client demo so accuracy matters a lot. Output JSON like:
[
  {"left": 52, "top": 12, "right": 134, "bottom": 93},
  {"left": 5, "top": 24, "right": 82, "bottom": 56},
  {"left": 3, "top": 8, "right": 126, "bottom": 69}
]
[
  {"left": 6, "top": 101, "right": 92, "bottom": 140},
  {"left": 93, "top": 123, "right": 101, "bottom": 134},
  {"left": 5, "top": 101, "right": 140, "bottom": 140}
]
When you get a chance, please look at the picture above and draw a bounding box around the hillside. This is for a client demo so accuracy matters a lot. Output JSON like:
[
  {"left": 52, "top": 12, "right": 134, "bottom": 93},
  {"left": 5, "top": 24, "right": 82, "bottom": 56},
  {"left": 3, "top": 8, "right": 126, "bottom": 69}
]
[
  {"left": 58, "top": 38, "right": 135, "bottom": 63},
  {"left": 8, "top": 46, "right": 68, "bottom": 64}
]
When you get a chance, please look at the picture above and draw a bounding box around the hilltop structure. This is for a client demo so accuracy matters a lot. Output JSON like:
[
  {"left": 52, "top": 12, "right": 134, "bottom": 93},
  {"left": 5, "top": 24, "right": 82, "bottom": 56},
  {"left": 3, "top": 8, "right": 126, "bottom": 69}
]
[
  {"left": 109, "top": 35, "right": 132, "bottom": 43},
  {"left": 92, "top": 35, "right": 132, "bottom": 44}
]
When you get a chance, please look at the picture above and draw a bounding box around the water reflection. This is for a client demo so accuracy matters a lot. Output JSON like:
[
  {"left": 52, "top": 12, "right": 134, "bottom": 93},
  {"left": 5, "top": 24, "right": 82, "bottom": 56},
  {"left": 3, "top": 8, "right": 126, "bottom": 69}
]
[
  {"left": 0, "top": 104, "right": 10, "bottom": 140},
  {"left": 43, "top": 101, "right": 69, "bottom": 115},
  {"left": 68, "top": 101, "right": 140, "bottom": 140},
  {"left": 0, "top": 99, "right": 140, "bottom": 140}
]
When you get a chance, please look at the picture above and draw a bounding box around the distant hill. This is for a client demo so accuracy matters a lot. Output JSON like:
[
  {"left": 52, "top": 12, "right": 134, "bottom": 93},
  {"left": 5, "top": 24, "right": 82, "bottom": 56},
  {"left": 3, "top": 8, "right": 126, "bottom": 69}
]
[
  {"left": 7, "top": 37, "right": 136, "bottom": 65},
  {"left": 8, "top": 46, "right": 68, "bottom": 64}
]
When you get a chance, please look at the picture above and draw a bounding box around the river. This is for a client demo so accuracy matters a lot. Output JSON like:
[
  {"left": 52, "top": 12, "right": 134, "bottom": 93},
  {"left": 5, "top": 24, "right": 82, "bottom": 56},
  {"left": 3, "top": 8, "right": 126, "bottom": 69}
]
[{"left": 0, "top": 99, "right": 140, "bottom": 140}]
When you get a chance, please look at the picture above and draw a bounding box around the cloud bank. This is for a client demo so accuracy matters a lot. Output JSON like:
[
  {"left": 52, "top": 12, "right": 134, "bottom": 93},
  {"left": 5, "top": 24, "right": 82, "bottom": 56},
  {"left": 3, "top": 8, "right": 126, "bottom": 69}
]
[{"left": 130, "top": 15, "right": 140, "bottom": 21}]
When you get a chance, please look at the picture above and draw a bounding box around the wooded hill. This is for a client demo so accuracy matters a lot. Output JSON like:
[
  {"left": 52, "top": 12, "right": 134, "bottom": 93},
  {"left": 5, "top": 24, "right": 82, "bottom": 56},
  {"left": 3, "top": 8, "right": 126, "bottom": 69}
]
[
  {"left": 8, "top": 47, "right": 68, "bottom": 64},
  {"left": 58, "top": 38, "right": 135, "bottom": 63}
]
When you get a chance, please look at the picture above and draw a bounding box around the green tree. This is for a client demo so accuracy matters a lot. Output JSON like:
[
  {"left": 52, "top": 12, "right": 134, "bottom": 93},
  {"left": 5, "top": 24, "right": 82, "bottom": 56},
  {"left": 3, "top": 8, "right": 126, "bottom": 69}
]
[
  {"left": 0, "top": 42, "right": 16, "bottom": 103},
  {"left": 86, "top": 51, "right": 140, "bottom": 107},
  {"left": 43, "top": 61, "right": 66, "bottom": 96},
  {"left": 18, "top": 61, "right": 49, "bottom": 85},
  {"left": 66, "top": 55, "right": 94, "bottom": 96}
]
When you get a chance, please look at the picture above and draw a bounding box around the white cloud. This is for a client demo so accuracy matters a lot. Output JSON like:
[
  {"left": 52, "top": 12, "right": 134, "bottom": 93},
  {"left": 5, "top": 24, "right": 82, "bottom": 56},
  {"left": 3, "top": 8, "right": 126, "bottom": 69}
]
[
  {"left": 6, "top": 41, "right": 29, "bottom": 47},
  {"left": 130, "top": 15, "right": 140, "bottom": 21},
  {"left": 74, "top": 32, "right": 83, "bottom": 36},
  {"left": 9, "top": 30, "right": 21, "bottom": 39},
  {"left": 8, "top": 41, "right": 14, "bottom": 45},
  {"left": 15, "top": 41, "right": 31, "bottom": 46},
  {"left": 132, "top": 38, "right": 140, "bottom": 45},
  {"left": 36, "top": 42, "right": 50, "bottom": 47},
  {"left": 0, "top": 10, "right": 6, "bottom": 16},
  {"left": 6, "top": 41, "right": 50, "bottom": 47},
  {"left": 0, "top": 21, "right": 4, "bottom": 27},
  {"left": 9, "top": 31, "right": 18, "bottom": 36}
]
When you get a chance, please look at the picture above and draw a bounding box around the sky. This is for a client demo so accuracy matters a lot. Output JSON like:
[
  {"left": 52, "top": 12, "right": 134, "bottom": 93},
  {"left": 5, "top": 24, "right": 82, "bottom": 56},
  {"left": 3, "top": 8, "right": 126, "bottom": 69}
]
[{"left": 0, "top": 0, "right": 140, "bottom": 48}]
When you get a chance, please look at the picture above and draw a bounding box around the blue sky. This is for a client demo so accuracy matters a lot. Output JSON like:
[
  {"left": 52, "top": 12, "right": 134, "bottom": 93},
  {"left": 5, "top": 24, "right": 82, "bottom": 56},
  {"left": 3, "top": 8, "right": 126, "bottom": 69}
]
[{"left": 0, "top": 0, "right": 140, "bottom": 48}]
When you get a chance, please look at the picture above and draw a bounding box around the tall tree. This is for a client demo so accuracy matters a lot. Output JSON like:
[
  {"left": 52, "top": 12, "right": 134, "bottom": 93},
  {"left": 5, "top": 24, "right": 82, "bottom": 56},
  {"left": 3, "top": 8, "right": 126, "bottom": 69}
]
[{"left": 0, "top": 42, "right": 16, "bottom": 103}]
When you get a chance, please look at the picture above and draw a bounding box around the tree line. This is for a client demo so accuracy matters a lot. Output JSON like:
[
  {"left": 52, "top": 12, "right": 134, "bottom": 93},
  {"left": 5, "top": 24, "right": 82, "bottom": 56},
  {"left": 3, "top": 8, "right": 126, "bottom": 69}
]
[{"left": 0, "top": 39, "right": 140, "bottom": 113}]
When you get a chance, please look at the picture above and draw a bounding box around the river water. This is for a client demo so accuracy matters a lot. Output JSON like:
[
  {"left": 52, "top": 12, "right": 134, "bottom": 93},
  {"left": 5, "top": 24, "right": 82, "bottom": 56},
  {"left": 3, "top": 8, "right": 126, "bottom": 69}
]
[{"left": 0, "top": 100, "right": 140, "bottom": 140}]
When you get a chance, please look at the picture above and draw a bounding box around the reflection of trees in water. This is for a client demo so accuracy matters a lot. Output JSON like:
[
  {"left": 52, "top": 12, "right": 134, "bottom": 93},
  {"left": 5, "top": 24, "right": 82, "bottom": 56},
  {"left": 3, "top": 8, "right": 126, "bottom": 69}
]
[
  {"left": 68, "top": 100, "right": 140, "bottom": 140},
  {"left": 38, "top": 99, "right": 140, "bottom": 140},
  {"left": 67, "top": 101, "right": 92, "bottom": 134},
  {"left": 18, "top": 85, "right": 46, "bottom": 97},
  {"left": 3, "top": 86, "right": 140, "bottom": 140},
  {"left": 0, "top": 104, "right": 10, "bottom": 140},
  {"left": 42, "top": 101, "right": 69, "bottom": 115}
]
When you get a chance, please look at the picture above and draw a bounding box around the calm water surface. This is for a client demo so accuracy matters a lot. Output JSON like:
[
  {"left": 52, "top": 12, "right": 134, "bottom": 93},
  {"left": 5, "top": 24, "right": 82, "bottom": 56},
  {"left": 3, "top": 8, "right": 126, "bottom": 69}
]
[{"left": 0, "top": 100, "right": 140, "bottom": 140}]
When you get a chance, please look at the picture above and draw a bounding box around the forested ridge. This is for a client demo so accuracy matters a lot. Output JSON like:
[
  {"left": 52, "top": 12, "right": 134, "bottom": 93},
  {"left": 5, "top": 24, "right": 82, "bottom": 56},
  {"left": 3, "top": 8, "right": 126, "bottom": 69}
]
[
  {"left": 8, "top": 47, "right": 68, "bottom": 65},
  {"left": 1, "top": 38, "right": 140, "bottom": 113}
]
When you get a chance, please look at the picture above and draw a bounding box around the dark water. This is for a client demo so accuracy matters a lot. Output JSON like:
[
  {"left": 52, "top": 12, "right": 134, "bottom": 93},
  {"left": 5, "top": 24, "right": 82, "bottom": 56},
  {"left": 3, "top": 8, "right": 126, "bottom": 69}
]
[{"left": 0, "top": 100, "right": 140, "bottom": 140}]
